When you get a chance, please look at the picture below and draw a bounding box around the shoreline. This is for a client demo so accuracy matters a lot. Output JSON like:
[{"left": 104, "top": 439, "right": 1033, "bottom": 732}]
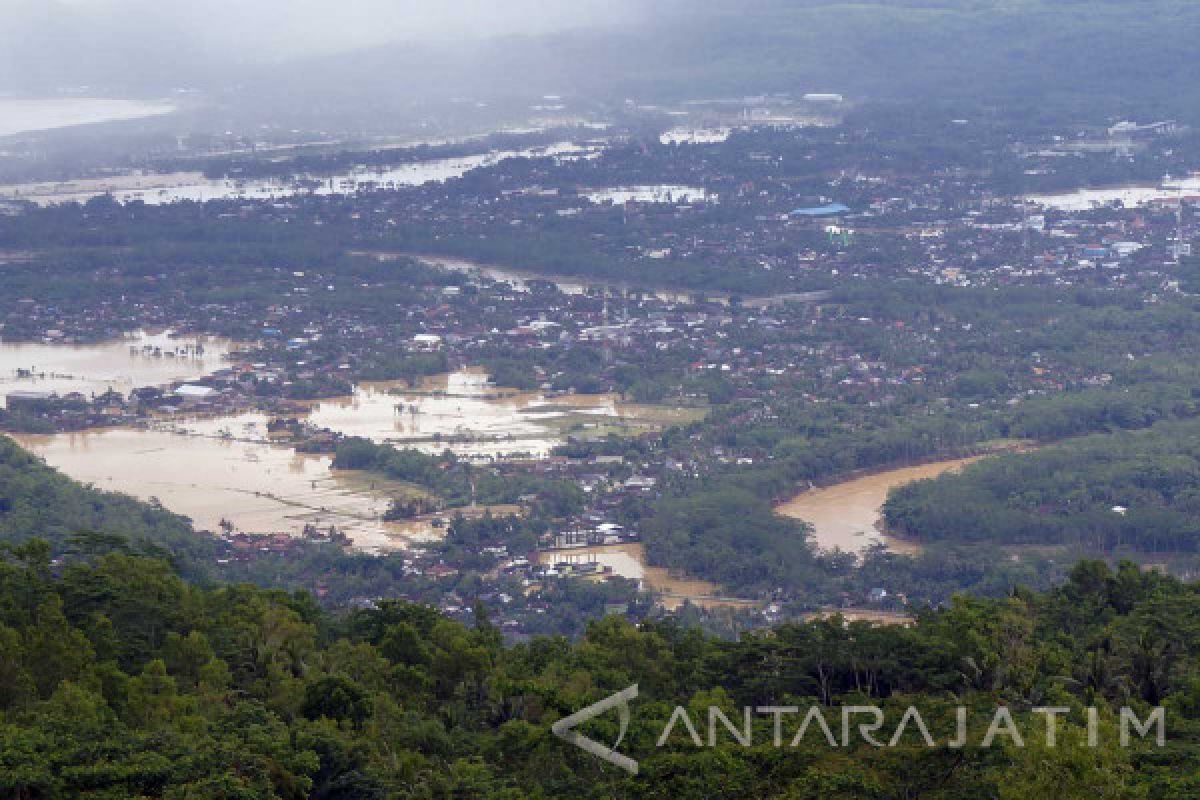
[{"left": 774, "top": 442, "right": 1036, "bottom": 555}]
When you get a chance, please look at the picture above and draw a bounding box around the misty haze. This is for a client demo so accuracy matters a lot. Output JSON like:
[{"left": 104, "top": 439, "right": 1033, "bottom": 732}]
[{"left": 1, "top": 2, "right": 1200, "bottom": 797}]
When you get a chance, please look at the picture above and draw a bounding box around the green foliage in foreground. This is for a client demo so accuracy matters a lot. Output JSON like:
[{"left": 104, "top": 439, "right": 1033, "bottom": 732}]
[{"left": 0, "top": 541, "right": 1196, "bottom": 799}]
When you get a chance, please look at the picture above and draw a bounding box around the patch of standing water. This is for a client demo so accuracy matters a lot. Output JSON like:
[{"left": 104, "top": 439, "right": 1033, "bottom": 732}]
[
  {"left": 0, "top": 330, "right": 235, "bottom": 407},
  {"left": 1, "top": 142, "right": 602, "bottom": 207},
  {"left": 303, "top": 372, "right": 621, "bottom": 460},
  {"left": 659, "top": 128, "right": 732, "bottom": 145},
  {"left": 1026, "top": 175, "right": 1200, "bottom": 212},
  {"left": 11, "top": 426, "right": 431, "bottom": 552}
]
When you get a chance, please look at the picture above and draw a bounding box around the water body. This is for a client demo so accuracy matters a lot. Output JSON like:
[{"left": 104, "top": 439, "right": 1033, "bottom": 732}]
[
  {"left": 776, "top": 456, "right": 983, "bottom": 554},
  {"left": 1027, "top": 176, "right": 1200, "bottom": 212},
  {"left": 0, "top": 331, "right": 234, "bottom": 407},
  {"left": 4, "top": 338, "right": 670, "bottom": 546},
  {"left": 411, "top": 253, "right": 830, "bottom": 311},
  {"left": 12, "top": 427, "right": 431, "bottom": 552},
  {"left": 406, "top": 253, "right": 703, "bottom": 304},
  {"left": 0, "top": 142, "right": 599, "bottom": 206},
  {"left": 535, "top": 542, "right": 752, "bottom": 611},
  {"left": 304, "top": 373, "right": 624, "bottom": 460},
  {"left": 0, "top": 97, "right": 176, "bottom": 137}
]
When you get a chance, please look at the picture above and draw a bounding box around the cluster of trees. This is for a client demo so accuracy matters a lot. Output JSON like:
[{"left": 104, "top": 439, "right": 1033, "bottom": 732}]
[
  {"left": 0, "top": 541, "right": 1194, "bottom": 798},
  {"left": 885, "top": 419, "right": 1200, "bottom": 554},
  {"left": 331, "top": 437, "right": 584, "bottom": 516}
]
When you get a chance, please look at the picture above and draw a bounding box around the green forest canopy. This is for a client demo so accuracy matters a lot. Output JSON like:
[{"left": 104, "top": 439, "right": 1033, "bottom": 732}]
[{"left": 0, "top": 540, "right": 1192, "bottom": 799}]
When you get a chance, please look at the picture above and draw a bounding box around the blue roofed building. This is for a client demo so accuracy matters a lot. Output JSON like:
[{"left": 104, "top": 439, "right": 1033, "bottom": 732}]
[{"left": 790, "top": 203, "right": 851, "bottom": 217}]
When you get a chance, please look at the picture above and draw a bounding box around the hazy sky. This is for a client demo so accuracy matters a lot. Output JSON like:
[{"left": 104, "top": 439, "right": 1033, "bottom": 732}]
[
  {"left": 0, "top": 0, "right": 653, "bottom": 94},
  {"left": 48, "top": 0, "right": 644, "bottom": 61}
]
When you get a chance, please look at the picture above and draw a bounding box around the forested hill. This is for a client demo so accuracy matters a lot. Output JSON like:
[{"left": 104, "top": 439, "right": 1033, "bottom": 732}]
[
  {"left": 0, "top": 545, "right": 1194, "bottom": 798},
  {"left": 15, "top": 2, "right": 1198, "bottom": 122},
  {"left": 249, "top": 0, "right": 1200, "bottom": 122}
]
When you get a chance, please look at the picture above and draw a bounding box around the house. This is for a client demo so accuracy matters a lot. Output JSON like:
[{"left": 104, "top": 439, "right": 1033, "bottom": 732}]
[
  {"left": 174, "top": 385, "right": 217, "bottom": 406},
  {"left": 411, "top": 333, "right": 443, "bottom": 351},
  {"left": 5, "top": 390, "right": 55, "bottom": 411}
]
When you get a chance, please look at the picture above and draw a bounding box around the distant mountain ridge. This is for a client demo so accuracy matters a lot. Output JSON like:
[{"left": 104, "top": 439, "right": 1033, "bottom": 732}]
[
  {"left": 240, "top": 0, "right": 1200, "bottom": 120},
  {"left": 4, "top": 1, "right": 1200, "bottom": 120}
]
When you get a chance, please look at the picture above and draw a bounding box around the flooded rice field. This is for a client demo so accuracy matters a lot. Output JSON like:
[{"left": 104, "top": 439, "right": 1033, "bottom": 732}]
[
  {"left": 305, "top": 372, "right": 576, "bottom": 459},
  {"left": 12, "top": 426, "right": 432, "bottom": 552},
  {"left": 658, "top": 128, "right": 733, "bottom": 145},
  {"left": 406, "top": 253, "right": 705, "bottom": 304},
  {"left": 583, "top": 185, "right": 709, "bottom": 205},
  {"left": 1026, "top": 175, "right": 1200, "bottom": 212}
]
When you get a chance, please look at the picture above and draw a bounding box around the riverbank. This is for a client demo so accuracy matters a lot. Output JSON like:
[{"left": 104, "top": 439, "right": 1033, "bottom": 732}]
[
  {"left": 374, "top": 252, "right": 830, "bottom": 309},
  {"left": 776, "top": 440, "right": 1038, "bottom": 554}
]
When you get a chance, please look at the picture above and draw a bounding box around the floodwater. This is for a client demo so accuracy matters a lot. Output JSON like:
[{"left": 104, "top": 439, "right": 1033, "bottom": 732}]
[
  {"left": 6, "top": 347, "right": 680, "bottom": 547},
  {"left": 536, "top": 542, "right": 755, "bottom": 611},
  {"left": 0, "top": 142, "right": 601, "bottom": 206},
  {"left": 0, "top": 331, "right": 235, "bottom": 407},
  {"left": 12, "top": 426, "right": 431, "bottom": 552},
  {"left": 537, "top": 544, "right": 758, "bottom": 614},
  {"left": 305, "top": 373, "right": 623, "bottom": 459},
  {"left": 776, "top": 456, "right": 983, "bottom": 554},
  {"left": 407, "top": 253, "right": 699, "bottom": 304},
  {"left": 583, "top": 185, "right": 710, "bottom": 205},
  {"left": 1027, "top": 176, "right": 1200, "bottom": 212},
  {"left": 0, "top": 97, "right": 175, "bottom": 137},
  {"left": 408, "top": 254, "right": 828, "bottom": 310}
]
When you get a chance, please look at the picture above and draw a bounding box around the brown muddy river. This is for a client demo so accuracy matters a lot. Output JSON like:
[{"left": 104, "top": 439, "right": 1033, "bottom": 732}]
[{"left": 776, "top": 457, "right": 983, "bottom": 554}]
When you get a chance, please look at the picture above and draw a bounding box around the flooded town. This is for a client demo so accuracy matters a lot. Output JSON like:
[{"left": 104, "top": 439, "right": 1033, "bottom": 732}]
[
  {"left": 9, "top": 3, "right": 1200, "bottom": 795},
  {"left": 4, "top": 87, "right": 1200, "bottom": 638}
]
